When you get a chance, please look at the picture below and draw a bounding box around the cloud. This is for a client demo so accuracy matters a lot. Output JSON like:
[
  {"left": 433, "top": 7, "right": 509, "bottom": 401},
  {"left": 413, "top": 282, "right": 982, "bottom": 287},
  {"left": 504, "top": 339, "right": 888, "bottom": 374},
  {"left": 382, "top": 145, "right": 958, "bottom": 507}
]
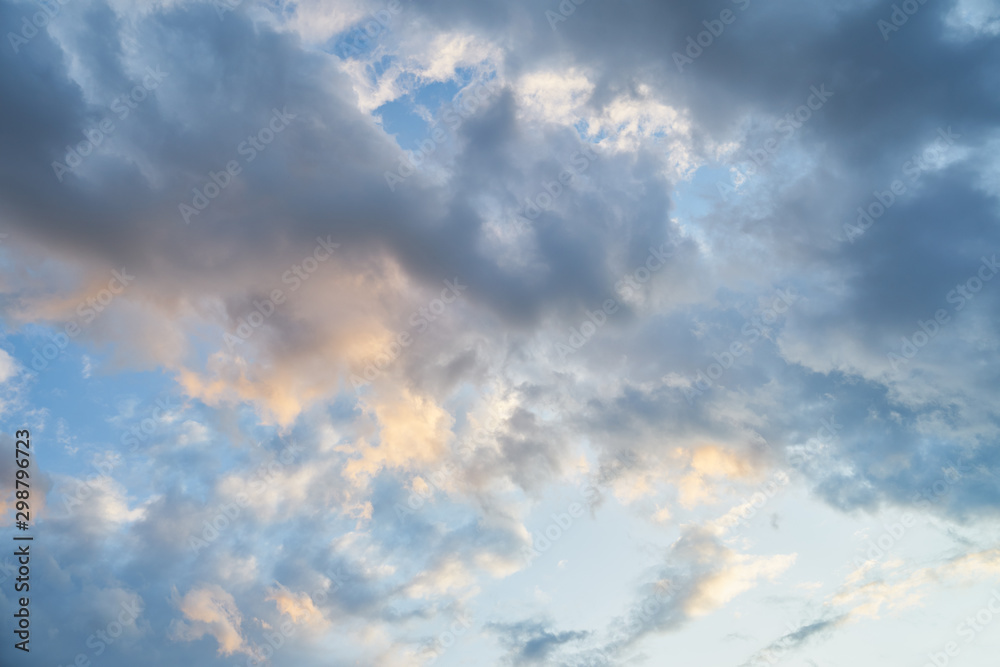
[
  {"left": 488, "top": 618, "right": 590, "bottom": 664},
  {"left": 0, "top": 347, "right": 17, "bottom": 383},
  {"left": 2, "top": 0, "right": 1000, "bottom": 664},
  {"left": 169, "top": 584, "right": 250, "bottom": 657},
  {"left": 741, "top": 547, "right": 1000, "bottom": 664},
  {"left": 559, "top": 525, "right": 796, "bottom": 664},
  {"left": 266, "top": 583, "right": 329, "bottom": 630}
]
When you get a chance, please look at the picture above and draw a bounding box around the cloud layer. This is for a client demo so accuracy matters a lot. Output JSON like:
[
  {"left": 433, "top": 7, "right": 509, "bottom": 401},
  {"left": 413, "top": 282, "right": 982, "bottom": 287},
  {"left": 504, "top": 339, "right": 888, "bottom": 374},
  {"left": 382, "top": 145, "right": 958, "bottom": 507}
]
[{"left": 2, "top": 0, "right": 1000, "bottom": 664}]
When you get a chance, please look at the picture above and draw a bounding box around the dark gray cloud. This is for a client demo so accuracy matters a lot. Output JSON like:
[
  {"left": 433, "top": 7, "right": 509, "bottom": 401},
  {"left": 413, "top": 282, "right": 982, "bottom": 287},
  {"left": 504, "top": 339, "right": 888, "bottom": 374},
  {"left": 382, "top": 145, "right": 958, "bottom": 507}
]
[{"left": 2, "top": 0, "right": 1000, "bottom": 664}]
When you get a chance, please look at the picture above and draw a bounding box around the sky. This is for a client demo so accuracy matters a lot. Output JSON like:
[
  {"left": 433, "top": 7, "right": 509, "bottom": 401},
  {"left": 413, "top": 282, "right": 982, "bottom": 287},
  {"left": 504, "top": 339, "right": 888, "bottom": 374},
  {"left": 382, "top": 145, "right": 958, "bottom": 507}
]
[{"left": 1, "top": 0, "right": 1000, "bottom": 665}]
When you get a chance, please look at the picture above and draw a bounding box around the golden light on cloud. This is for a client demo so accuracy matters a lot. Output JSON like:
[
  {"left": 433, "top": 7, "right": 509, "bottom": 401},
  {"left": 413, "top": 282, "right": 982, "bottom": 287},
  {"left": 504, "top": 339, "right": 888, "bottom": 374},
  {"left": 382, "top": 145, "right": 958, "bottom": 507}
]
[
  {"left": 678, "top": 444, "right": 760, "bottom": 508},
  {"left": 267, "top": 585, "right": 328, "bottom": 630},
  {"left": 169, "top": 584, "right": 250, "bottom": 657},
  {"left": 4, "top": 0, "right": 998, "bottom": 664},
  {"left": 343, "top": 387, "right": 454, "bottom": 486},
  {"left": 685, "top": 552, "right": 797, "bottom": 617}
]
